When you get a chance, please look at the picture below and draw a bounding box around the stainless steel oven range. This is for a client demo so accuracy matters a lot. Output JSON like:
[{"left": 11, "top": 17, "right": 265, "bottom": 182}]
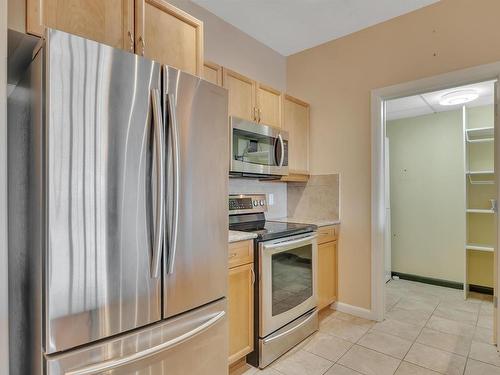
[{"left": 229, "top": 194, "right": 318, "bottom": 368}]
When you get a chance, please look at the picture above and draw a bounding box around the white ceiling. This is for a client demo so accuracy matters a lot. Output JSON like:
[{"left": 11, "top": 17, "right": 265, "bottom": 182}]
[
  {"left": 386, "top": 81, "right": 496, "bottom": 121},
  {"left": 191, "top": 0, "right": 440, "bottom": 56}
]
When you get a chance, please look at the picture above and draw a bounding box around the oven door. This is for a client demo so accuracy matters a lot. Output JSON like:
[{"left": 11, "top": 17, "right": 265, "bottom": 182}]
[
  {"left": 230, "top": 116, "right": 288, "bottom": 176},
  {"left": 259, "top": 233, "right": 317, "bottom": 337}
]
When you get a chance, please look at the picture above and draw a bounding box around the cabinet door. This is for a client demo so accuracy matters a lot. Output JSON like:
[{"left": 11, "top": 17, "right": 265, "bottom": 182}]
[
  {"left": 136, "top": 0, "right": 203, "bottom": 75},
  {"left": 257, "top": 84, "right": 282, "bottom": 128},
  {"left": 223, "top": 68, "right": 257, "bottom": 122},
  {"left": 203, "top": 61, "right": 222, "bottom": 86},
  {"left": 283, "top": 95, "right": 310, "bottom": 174},
  {"left": 317, "top": 241, "right": 337, "bottom": 310},
  {"left": 27, "top": 0, "right": 134, "bottom": 51},
  {"left": 228, "top": 263, "right": 254, "bottom": 364}
]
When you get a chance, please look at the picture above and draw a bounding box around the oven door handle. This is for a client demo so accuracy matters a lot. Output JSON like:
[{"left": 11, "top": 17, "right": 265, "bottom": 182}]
[
  {"left": 263, "top": 234, "right": 317, "bottom": 252},
  {"left": 262, "top": 310, "right": 316, "bottom": 344}
]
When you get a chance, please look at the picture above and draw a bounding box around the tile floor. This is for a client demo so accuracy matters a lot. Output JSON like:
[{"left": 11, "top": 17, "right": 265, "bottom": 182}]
[{"left": 240, "top": 279, "right": 498, "bottom": 375}]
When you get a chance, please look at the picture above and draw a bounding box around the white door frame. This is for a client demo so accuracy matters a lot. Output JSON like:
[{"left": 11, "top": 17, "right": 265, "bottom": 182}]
[{"left": 371, "top": 61, "right": 500, "bottom": 325}]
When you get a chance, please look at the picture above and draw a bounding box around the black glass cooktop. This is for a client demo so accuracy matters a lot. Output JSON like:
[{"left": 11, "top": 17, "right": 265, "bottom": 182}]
[{"left": 229, "top": 213, "right": 317, "bottom": 241}]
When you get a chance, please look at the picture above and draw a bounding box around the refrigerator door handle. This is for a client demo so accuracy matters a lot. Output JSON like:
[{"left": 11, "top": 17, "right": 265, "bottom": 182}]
[
  {"left": 64, "top": 311, "right": 226, "bottom": 375},
  {"left": 151, "top": 88, "right": 165, "bottom": 279},
  {"left": 166, "top": 93, "right": 180, "bottom": 275}
]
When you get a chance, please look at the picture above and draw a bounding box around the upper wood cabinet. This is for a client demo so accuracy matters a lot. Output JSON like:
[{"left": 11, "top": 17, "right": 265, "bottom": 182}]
[
  {"left": 257, "top": 84, "right": 282, "bottom": 128},
  {"left": 136, "top": 0, "right": 203, "bottom": 75},
  {"left": 222, "top": 67, "right": 257, "bottom": 123},
  {"left": 27, "top": 0, "right": 135, "bottom": 51},
  {"left": 283, "top": 94, "right": 310, "bottom": 175},
  {"left": 26, "top": 0, "right": 204, "bottom": 75},
  {"left": 222, "top": 67, "right": 282, "bottom": 128},
  {"left": 203, "top": 61, "right": 222, "bottom": 86}
]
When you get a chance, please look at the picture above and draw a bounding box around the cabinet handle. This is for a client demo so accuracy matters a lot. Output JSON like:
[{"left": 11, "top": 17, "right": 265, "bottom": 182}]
[
  {"left": 138, "top": 36, "right": 145, "bottom": 56},
  {"left": 251, "top": 268, "right": 256, "bottom": 285},
  {"left": 253, "top": 107, "right": 257, "bottom": 122},
  {"left": 258, "top": 108, "right": 261, "bottom": 123},
  {"left": 127, "top": 31, "right": 134, "bottom": 52}
]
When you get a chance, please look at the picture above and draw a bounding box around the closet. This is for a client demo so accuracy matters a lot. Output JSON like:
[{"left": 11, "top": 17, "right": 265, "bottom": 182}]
[{"left": 464, "top": 105, "right": 496, "bottom": 297}]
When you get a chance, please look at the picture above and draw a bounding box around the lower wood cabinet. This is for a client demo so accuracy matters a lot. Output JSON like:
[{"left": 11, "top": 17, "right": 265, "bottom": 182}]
[
  {"left": 228, "top": 240, "right": 254, "bottom": 365},
  {"left": 317, "top": 225, "right": 339, "bottom": 310}
]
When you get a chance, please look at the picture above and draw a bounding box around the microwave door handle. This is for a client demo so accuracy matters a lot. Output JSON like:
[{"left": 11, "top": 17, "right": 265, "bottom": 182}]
[
  {"left": 151, "top": 89, "right": 165, "bottom": 279},
  {"left": 278, "top": 133, "right": 285, "bottom": 167},
  {"left": 166, "top": 93, "right": 180, "bottom": 275}
]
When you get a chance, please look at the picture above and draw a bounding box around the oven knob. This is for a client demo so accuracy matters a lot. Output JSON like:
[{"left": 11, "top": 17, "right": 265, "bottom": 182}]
[
  {"left": 259, "top": 200, "right": 265, "bottom": 206},
  {"left": 253, "top": 200, "right": 258, "bottom": 207}
]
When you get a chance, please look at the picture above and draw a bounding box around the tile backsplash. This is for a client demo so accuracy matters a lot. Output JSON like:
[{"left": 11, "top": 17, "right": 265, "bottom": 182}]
[
  {"left": 228, "top": 178, "right": 287, "bottom": 219},
  {"left": 287, "top": 174, "right": 340, "bottom": 220}
]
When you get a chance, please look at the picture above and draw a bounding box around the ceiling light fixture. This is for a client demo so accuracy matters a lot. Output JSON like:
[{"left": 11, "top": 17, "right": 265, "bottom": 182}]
[{"left": 439, "top": 89, "right": 479, "bottom": 106}]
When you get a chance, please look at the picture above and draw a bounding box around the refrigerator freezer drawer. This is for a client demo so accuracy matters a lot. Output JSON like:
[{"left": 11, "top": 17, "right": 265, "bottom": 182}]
[{"left": 45, "top": 299, "right": 228, "bottom": 375}]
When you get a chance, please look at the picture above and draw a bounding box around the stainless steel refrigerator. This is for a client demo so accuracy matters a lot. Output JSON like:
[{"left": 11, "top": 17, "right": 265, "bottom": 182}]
[{"left": 8, "top": 29, "right": 229, "bottom": 375}]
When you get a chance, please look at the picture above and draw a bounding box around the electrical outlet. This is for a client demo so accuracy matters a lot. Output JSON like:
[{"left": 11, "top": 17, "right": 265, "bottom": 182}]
[{"left": 268, "top": 193, "right": 274, "bottom": 206}]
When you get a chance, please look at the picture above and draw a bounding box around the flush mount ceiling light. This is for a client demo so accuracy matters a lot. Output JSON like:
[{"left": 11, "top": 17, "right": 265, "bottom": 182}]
[{"left": 439, "top": 89, "right": 479, "bottom": 106}]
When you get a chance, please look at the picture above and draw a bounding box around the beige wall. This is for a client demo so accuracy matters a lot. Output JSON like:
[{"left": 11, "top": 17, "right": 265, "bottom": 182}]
[
  {"left": 170, "top": 0, "right": 286, "bottom": 90},
  {"left": 387, "top": 110, "right": 465, "bottom": 283},
  {"left": 287, "top": 0, "right": 500, "bottom": 309}
]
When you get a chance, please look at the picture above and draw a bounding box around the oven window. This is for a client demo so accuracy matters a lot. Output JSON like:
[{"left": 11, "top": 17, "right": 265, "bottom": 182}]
[
  {"left": 271, "top": 244, "right": 313, "bottom": 316},
  {"left": 233, "top": 129, "right": 277, "bottom": 166}
]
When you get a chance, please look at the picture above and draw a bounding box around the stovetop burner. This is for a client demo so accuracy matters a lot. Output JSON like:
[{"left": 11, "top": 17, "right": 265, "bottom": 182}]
[{"left": 229, "top": 213, "right": 317, "bottom": 241}]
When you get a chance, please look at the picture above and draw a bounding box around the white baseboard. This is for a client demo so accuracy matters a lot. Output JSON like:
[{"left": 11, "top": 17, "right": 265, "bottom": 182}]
[{"left": 332, "top": 301, "right": 378, "bottom": 321}]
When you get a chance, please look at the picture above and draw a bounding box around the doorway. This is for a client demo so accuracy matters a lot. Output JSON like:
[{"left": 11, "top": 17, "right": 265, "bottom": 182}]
[
  {"left": 383, "top": 80, "right": 496, "bottom": 352},
  {"left": 371, "top": 63, "right": 500, "bottom": 347}
]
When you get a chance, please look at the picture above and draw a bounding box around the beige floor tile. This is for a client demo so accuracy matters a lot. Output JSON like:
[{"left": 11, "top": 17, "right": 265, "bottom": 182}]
[
  {"left": 325, "top": 364, "right": 364, "bottom": 375},
  {"left": 425, "top": 316, "right": 475, "bottom": 338},
  {"left": 394, "top": 361, "right": 441, "bottom": 375},
  {"left": 477, "top": 313, "right": 494, "bottom": 329},
  {"left": 416, "top": 327, "right": 471, "bottom": 356},
  {"left": 433, "top": 305, "right": 478, "bottom": 325},
  {"left": 404, "top": 343, "right": 466, "bottom": 375},
  {"left": 469, "top": 341, "right": 500, "bottom": 367},
  {"left": 371, "top": 319, "right": 422, "bottom": 341},
  {"left": 271, "top": 349, "right": 333, "bottom": 375},
  {"left": 321, "top": 318, "right": 372, "bottom": 343},
  {"left": 393, "top": 297, "right": 438, "bottom": 314},
  {"left": 241, "top": 367, "right": 282, "bottom": 375},
  {"left": 386, "top": 293, "right": 401, "bottom": 311},
  {"left": 385, "top": 308, "right": 431, "bottom": 327},
  {"left": 338, "top": 345, "right": 401, "bottom": 375},
  {"left": 331, "top": 311, "right": 376, "bottom": 327},
  {"left": 358, "top": 331, "right": 413, "bottom": 359},
  {"left": 303, "top": 332, "right": 352, "bottom": 362},
  {"left": 464, "top": 359, "right": 500, "bottom": 375},
  {"left": 481, "top": 301, "right": 494, "bottom": 314},
  {"left": 473, "top": 325, "right": 494, "bottom": 345},
  {"left": 436, "top": 301, "right": 481, "bottom": 314}
]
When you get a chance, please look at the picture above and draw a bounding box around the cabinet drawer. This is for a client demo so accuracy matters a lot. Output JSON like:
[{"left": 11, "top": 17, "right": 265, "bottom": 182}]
[
  {"left": 317, "top": 225, "right": 338, "bottom": 244},
  {"left": 228, "top": 240, "right": 254, "bottom": 268}
]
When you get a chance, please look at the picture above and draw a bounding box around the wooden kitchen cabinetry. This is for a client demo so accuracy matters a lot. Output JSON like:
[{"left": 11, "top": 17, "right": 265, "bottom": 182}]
[
  {"left": 26, "top": 0, "right": 204, "bottom": 75},
  {"left": 317, "top": 225, "right": 339, "bottom": 310},
  {"left": 228, "top": 240, "right": 254, "bottom": 365},
  {"left": 282, "top": 94, "right": 310, "bottom": 177},
  {"left": 203, "top": 61, "right": 222, "bottom": 86},
  {"left": 27, "top": 0, "right": 135, "bottom": 51},
  {"left": 222, "top": 67, "right": 282, "bottom": 127},
  {"left": 135, "top": 0, "right": 203, "bottom": 75}
]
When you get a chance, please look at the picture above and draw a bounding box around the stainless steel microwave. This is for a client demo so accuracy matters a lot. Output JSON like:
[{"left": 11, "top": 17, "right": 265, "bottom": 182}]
[{"left": 230, "top": 117, "right": 289, "bottom": 177}]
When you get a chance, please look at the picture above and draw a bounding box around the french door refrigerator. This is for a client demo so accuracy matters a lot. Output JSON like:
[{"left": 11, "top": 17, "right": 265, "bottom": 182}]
[{"left": 8, "top": 29, "right": 229, "bottom": 375}]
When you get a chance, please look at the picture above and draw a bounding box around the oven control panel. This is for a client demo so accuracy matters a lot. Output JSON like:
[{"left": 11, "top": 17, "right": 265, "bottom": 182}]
[{"left": 229, "top": 194, "right": 268, "bottom": 214}]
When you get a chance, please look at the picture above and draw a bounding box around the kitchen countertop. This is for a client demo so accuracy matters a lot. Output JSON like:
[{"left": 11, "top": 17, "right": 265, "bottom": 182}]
[
  {"left": 274, "top": 217, "right": 340, "bottom": 228},
  {"left": 228, "top": 230, "right": 258, "bottom": 243}
]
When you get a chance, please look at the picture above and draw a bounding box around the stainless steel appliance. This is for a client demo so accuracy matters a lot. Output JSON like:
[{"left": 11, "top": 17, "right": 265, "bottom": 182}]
[
  {"left": 230, "top": 117, "right": 289, "bottom": 177},
  {"left": 8, "top": 29, "right": 229, "bottom": 375},
  {"left": 229, "top": 194, "right": 318, "bottom": 368}
]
